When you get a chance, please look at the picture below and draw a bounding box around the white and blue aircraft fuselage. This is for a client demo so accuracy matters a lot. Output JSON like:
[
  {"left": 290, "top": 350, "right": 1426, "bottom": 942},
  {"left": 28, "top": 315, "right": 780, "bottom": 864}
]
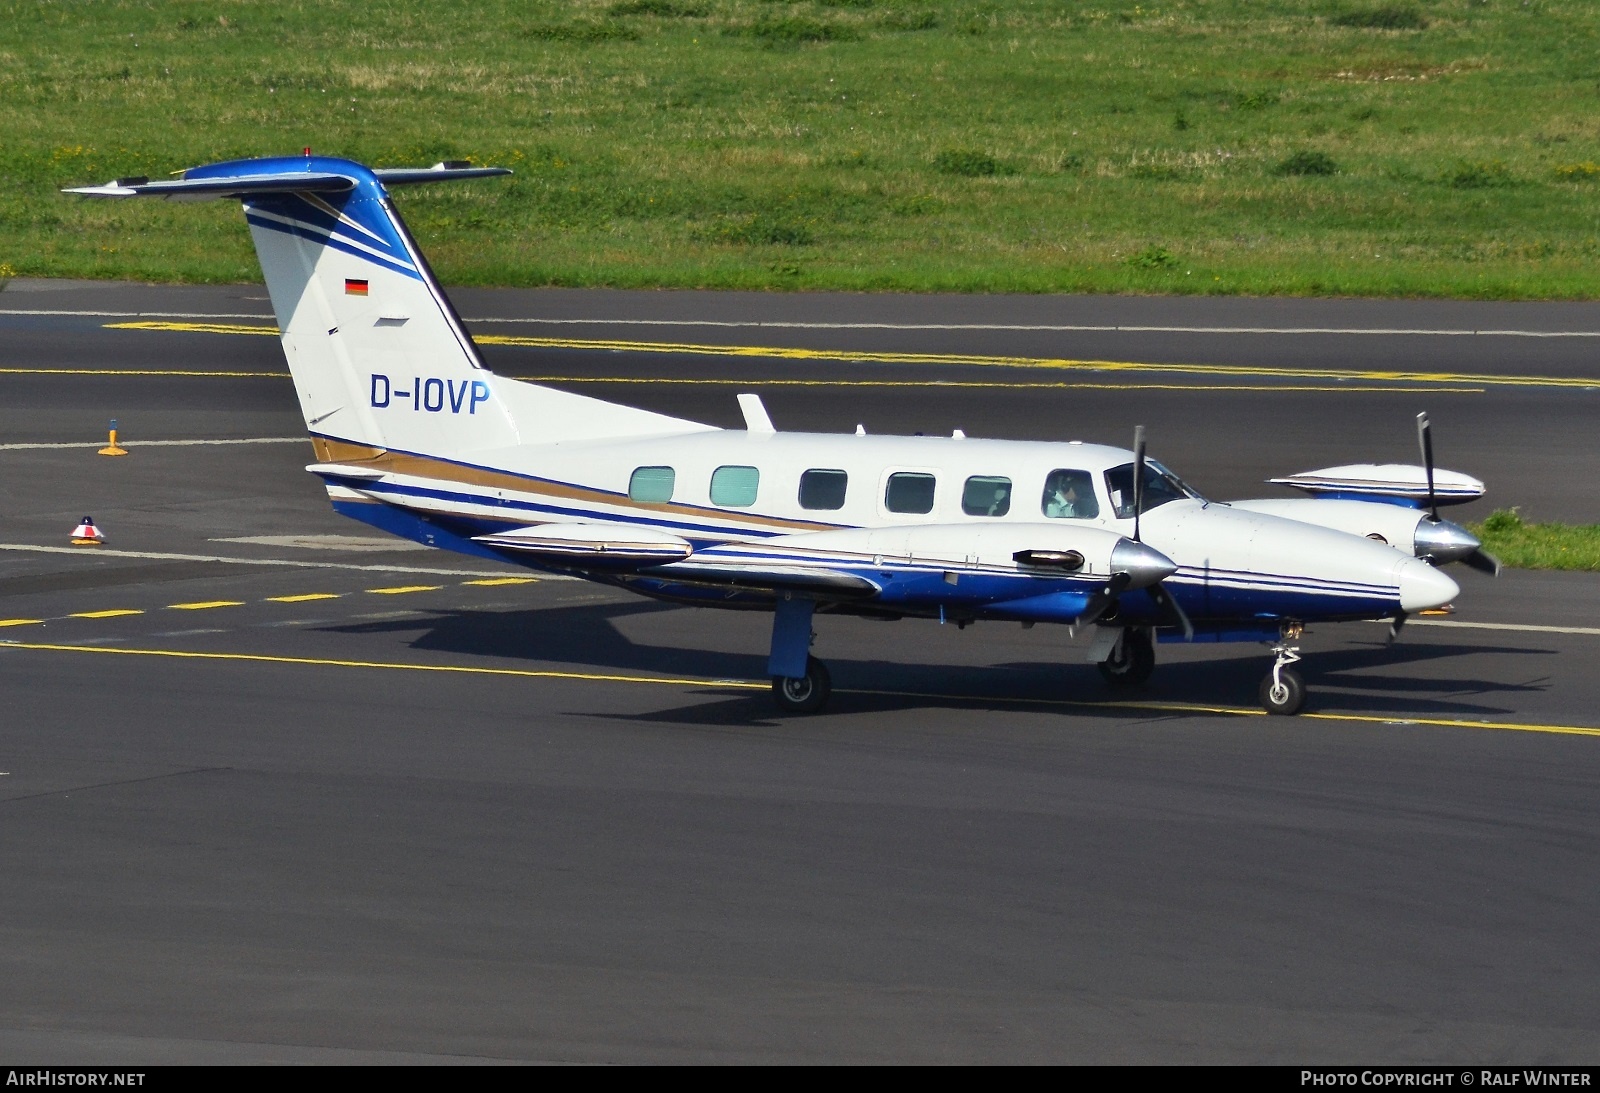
[{"left": 68, "top": 155, "right": 1493, "bottom": 716}]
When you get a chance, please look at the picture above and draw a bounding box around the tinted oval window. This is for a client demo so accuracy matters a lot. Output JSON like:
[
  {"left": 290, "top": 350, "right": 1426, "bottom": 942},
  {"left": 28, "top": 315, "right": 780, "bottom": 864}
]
[
  {"left": 962, "top": 475, "right": 1012, "bottom": 517},
  {"left": 799, "top": 468, "right": 848, "bottom": 511},
  {"left": 710, "top": 465, "right": 760, "bottom": 507},
  {"left": 885, "top": 472, "right": 936, "bottom": 515},
  {"left": 629, "top": 466, "right": 675, "bottom": 503}
]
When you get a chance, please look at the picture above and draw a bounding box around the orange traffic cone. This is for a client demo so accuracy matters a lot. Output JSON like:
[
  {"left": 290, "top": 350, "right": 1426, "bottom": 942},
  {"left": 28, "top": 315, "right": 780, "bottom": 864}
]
[
  {"left": 70, "top": 516, "right": 105, "bottom": 545},
  {"left": 98, "top": 418, "right": 127, "bottom": 457}
]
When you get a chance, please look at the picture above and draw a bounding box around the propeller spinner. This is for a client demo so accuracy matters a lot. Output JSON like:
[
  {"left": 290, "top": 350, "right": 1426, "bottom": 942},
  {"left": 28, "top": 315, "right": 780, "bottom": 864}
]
[
  {"left": 1415, "top": 411, "right": 1501, "bottom": 576},
  {"left": 1078, "top": 426, "right": 1193, "bottom": 638}
]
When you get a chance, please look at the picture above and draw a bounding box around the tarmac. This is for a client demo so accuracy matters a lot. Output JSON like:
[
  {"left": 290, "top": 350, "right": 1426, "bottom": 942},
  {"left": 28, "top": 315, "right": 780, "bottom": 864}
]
[{"left": 2, "top": 279, "right": 1599, "bottom": 1062}]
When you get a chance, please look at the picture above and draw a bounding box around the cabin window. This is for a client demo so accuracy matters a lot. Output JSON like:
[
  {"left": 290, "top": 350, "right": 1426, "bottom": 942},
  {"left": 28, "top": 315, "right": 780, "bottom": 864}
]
[
  {"left": 885, "top": 472, "right": 937, "bottom": 515},
  {"left": 628, "top": 466, "right": 676, "bottom": 503},
  {"left": 710, "top": 465, "right": 760, "bottom": 507},
  {"left": 962, "top": 476, "right": 1012, "bottom": 517},
  {"left": 798, "top": 469, "right": 848, "bottom": 510},
  {"left": 1040, "top": 469, "right": 1100, "bottom": 519}
]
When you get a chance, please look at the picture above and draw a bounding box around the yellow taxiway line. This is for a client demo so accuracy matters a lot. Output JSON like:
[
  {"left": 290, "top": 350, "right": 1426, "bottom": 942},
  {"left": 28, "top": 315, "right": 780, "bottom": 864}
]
[
  {"left": 97, "top": 319, "right": 1588, "bottom": 391},
  {"left": 0, "top": 640, "right": 766, "bottom": 691},
  {"left": 0, "top": 367, "right": 282, "bottom": 378},
  {"left": 2, "top": 638, "right": 1597, "bottom": 739},
  {"left": 509, "top": 376, "right": 1483, "bottom": 394}
]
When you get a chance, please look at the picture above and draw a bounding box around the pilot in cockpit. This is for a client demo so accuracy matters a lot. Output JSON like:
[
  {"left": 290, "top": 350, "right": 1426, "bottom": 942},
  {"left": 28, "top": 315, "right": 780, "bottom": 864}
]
[{"left": 1042, "top": 469, "right": 1097, "bottom": 519}]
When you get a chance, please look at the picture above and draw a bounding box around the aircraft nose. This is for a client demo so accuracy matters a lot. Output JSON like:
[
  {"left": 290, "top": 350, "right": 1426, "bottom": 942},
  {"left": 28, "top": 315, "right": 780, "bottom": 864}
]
[
  {"left": 1413, "top": 518, "right": 1481, "bottom": 564},
  {"left": 1397, "top": 557, "right": 1460, "bottom": 612},
  {"left": 1110, "top": 538, "right": 1179, "bottom": 588}
]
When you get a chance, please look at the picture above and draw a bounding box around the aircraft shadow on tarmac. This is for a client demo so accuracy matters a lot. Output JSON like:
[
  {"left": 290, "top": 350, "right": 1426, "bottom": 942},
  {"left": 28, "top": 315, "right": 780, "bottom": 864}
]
[{"left": 315, "top": 601, "right": 1551, "bottom": 724}]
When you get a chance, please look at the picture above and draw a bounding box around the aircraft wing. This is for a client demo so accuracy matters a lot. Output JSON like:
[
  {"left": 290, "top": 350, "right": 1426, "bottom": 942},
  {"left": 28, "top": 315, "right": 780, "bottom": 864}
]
[{"left": 470, "top": 524, "right": 880, "bottom": 593}]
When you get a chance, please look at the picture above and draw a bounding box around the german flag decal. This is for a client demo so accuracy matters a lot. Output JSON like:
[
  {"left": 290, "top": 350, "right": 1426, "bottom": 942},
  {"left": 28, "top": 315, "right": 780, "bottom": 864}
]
[{"left": 344, "top": 278, "right": 369, "bottom": 296}]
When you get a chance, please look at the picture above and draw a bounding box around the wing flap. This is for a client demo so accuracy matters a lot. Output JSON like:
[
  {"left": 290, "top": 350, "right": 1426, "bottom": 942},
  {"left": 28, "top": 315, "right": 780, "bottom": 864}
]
[
  {"left": 473, "top": 523, "right": 693, "bottom": 565},
  {"left": 647, "top": 560, "right": 880, "bottom": 596}
]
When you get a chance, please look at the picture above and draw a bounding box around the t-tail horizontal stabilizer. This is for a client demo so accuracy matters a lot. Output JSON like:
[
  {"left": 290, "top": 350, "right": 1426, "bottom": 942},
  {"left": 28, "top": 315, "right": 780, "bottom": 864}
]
[{"left": 66, "top": 154, "right": 715, "bottom": 465}]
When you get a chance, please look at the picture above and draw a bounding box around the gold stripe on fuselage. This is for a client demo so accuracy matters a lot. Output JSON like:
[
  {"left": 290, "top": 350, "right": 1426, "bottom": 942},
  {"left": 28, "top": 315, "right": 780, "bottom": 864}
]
[{"left": 311, "top": 437, "right": 838, "bottom": 535}]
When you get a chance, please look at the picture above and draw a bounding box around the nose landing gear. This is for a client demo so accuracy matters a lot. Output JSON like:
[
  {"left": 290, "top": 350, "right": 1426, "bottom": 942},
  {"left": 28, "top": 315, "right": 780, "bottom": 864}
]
[{"left": 1260, "top": 623, "right": 1306, "bottom": 715}]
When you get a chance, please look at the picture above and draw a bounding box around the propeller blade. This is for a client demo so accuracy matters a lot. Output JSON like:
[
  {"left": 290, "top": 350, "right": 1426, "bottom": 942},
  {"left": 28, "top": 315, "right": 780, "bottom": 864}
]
[
  {"left": 1077, "top": 571, "right": 1133, "bottom": 625},
  {"left": 1461, "top": 547, "right": 1503, "bottom": 576},
  {"left": 1387, "top": 611, "right": 1408, "bottom": 645},
  {"left": 1132, "top": 424, "right": 1147, "bottom": 542},
  {"left": 1416, "top": 412, "right": 1438, "bottom": 520},
  {"left": 1077, "top": 591, "right": 1114, "bottom": 626},
  {"left": 1147, "top": 580, "right": 1194, "bottom": 640}
]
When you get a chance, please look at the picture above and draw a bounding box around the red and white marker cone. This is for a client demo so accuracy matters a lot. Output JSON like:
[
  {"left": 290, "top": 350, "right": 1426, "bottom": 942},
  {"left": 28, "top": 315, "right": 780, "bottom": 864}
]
[{"left": 70, "top": 516, "right": 105, "bottom": 545}]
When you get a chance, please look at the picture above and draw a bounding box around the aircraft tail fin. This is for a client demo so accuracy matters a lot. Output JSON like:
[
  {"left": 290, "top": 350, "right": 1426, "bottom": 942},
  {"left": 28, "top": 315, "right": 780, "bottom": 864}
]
[{"left": 67, "top": 156, "right": 711, "bottom": 460}]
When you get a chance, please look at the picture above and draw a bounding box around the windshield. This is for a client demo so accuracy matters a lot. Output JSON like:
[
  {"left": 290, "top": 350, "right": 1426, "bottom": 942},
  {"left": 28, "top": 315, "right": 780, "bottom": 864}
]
[{"left": 1103, "top": 459, "right": 1202, "bottom": 519}]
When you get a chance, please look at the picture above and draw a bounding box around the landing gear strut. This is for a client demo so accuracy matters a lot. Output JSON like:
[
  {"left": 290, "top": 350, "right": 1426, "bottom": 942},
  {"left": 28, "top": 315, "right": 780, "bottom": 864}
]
[
  {"left": 768, "top": 595, "right": 831, "bottom": 714},
  {"left": 1260, "top": 623, "right": 1306, "bottom": 716},
  {"left": 1097, "top": 627, "right": 1155, "bottom": 688}
]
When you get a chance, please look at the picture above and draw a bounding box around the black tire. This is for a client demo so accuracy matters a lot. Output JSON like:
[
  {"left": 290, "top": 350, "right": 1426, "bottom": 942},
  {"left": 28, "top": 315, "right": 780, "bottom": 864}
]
[
  {"left": 772, "top": 656, "right": 831, "bottom": 714},
  {"left": 1259, "top": 666, "right": 1307, "bottom": 716},
  {"left": 1097, "top": 628, "right": 1154, "bottom": 688}
]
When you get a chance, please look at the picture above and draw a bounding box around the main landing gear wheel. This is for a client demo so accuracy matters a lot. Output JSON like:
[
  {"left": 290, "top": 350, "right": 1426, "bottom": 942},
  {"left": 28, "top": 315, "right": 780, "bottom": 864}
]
[
  {"left": 1097, "top": 628, "right": 1154, "bottom": 688},
  {"left": 772, "top": 655, "right": 831, "bottom": 714},
  {"left": 1259, "top": 666, "right": 1306, "bottom": 716}
]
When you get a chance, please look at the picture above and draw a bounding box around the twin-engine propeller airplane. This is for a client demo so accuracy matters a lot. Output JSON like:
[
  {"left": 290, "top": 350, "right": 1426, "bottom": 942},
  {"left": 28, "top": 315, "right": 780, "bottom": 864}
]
[{"left": 68, "top": 155, "right": 1498, "bottom": 716}]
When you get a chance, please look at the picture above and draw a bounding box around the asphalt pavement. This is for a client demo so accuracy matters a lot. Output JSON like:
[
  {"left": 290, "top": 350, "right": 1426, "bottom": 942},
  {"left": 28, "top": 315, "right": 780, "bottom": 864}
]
[{"left": 2, "top": 280, "right": 1599, "bottom": 1063}]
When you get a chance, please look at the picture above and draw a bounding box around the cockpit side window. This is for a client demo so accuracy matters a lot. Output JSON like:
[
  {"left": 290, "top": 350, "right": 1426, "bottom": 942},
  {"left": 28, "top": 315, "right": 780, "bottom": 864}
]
[
  {"left": 1103, "top": 459, "right": 1195, "bottom": 518},
  {"left": 1040, "top": 469, "right": 1100, "bottom": 519},
  {"left": 962, "top": 476, "right": 1012, "bottom": 517}
]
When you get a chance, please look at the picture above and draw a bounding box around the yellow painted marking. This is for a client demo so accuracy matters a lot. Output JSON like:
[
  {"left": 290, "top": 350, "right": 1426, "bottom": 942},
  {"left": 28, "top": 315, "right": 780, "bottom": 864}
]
[
  {"left": 1300, "top": 711, "right": 1600, "bottom": 737},
  {"left": 0, "top": 639, "right": 1596, "bottom": 739},
  {"left": 461, "top": 577, "right": 539, "bottom": 586},
  {"left": 0, "top": 641, "right": 765, "bottom": 690},
  {"left": 365, "top": 585, "right": 441, "bottom": 595},
  {"left": 108, "top": 321, "right": 278, "bottom": 337},
  {"left": 0, "top": 367, "right": 283, "bottom": 378},
  {"left": 167, "top": 600, "right": 245, "bottom": 610},
  {"left": 0, "top": 619, "right": 43, "bottom": 628},
  {"left": 510, "top": 376, "right": 1482, "bottom": 394},
  {"left": 102, "top": 321, "right": 1575, "bottom": 391},
  {"left": 69, "top": 609, "right": 143, "bottom": 618},
  {"left": 266, "top": 593, "right": 342, "bottom": 603},
  {"left": 0, "top": 361, "right": 1475, "bottom": 393},
  {"left": 786, "top": 684, "right": 1600, "bottom": 738},
  {"left": 478, "top": 334, "right": 1600, "bottom": 391}
]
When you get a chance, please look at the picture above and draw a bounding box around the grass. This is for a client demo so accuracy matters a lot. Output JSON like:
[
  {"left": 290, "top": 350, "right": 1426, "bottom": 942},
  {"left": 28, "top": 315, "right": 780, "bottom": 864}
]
[
  {"left": 1472, "top": 510, "right": 1600, "bottom": 572},
  {"left": 6, "top": 1, "right": 1600, "bottom": 295}
]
